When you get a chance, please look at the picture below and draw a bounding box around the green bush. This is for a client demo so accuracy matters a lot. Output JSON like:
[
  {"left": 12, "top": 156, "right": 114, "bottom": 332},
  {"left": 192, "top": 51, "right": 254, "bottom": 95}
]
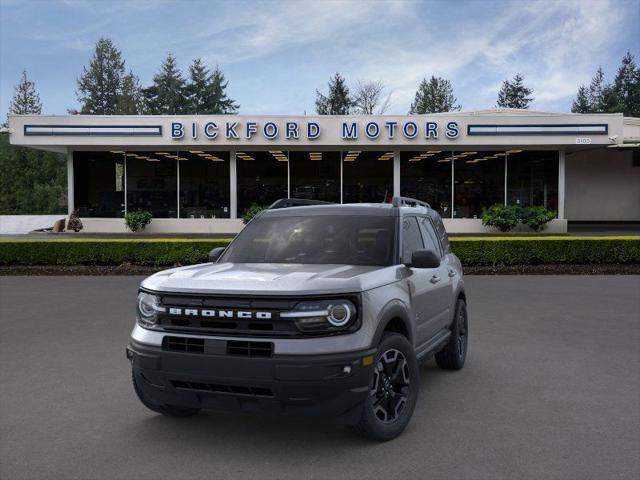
[
  {"left": 125, "top": 211, "right": 153, "bottom": 232},
  {"left": 521, "top": 206, "right": 557, "bottom": 232},
  {"left": 242, "top": 204, "right": 268, "bottom": 224},
  {"left": 481, "top": 205, "right": 521, "bottom": 232},
  {"left": 0, "top": 239, "right": 233, "bottom": 266},
  {"left": 0, "top": 237, "right": 637, "bottom": 267}
]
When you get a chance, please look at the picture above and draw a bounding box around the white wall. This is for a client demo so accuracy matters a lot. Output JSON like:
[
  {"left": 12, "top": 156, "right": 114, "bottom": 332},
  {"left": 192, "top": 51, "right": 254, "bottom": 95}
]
[
  {"left": 565, "top": 149, "right": 640, "bottom": 221},
  {"left": 0, "top": 215, "right": 65, "bottom": 234}
]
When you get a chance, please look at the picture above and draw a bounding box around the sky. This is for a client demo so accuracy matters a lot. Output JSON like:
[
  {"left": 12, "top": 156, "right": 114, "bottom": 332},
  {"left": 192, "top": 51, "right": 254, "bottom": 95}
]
[{"left": 0, "top": 0, "right": 638, "bottom": 117}]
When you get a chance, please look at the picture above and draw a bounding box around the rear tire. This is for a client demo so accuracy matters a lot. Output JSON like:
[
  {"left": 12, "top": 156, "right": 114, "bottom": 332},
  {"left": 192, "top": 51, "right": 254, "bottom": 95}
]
[
  {"left": 352, "top": 333, "right": 419, "bottom": 441},
  {"left": 435, "top": 298, "right": 468, "bottom": 370},
  {"left": 132, "top": 370, "right": 200, "bottom": 418}
]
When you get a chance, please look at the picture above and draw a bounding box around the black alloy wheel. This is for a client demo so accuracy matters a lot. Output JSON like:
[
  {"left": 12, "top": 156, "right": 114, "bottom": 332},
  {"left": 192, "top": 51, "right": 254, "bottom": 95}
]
[{"left": 371, "top": 349, "right": 411, "bottom": 423}]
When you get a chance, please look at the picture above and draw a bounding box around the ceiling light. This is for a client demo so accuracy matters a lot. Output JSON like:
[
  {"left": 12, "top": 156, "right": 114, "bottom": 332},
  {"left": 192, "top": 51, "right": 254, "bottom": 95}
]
[
  {"left": 135, "top": 156, "right": 148, "bottom": 159},
  {"left": 155, "top": 152, "right": 170, "bottom": 155},
  {"left": 507, "top": 150, "right": 523, "bottom": 154},
  {"left": 146, "top": 158, "right": 160, "bottom": 162},
  {"left": 110, "top": 150, "right": 125, "bottom": 154},
  {"left": 189, "top": 150, "right": 204, "bottom": 154},
  {"left": 427, "top": 150, "right": 442, "bottom": 154},
  {"left": 125, "top": 153, "right": 137, "bottom": 157},
  {"left": 437, "top": 159, "right": 451, "bottom": 163}
]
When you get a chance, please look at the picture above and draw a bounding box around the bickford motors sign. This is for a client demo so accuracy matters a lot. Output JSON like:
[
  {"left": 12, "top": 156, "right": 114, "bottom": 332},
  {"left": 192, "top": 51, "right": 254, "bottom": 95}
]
[{"left": 171, "top": 119, "right": 461, "bottom": 141}]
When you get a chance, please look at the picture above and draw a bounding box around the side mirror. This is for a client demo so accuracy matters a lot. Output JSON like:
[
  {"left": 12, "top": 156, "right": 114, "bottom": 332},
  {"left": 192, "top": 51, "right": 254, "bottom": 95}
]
[
  {"left": 407, "top": 249, "right": 441, "bottom": 269},
  {"left": 208, "top": 247, "right": 226, "bottom": 263}
]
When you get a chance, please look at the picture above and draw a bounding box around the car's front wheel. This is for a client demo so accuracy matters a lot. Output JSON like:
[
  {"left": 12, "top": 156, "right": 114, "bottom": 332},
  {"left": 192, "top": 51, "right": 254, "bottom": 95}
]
[{"left": 352, "top": 333, "right": 419, "bottom": 441}]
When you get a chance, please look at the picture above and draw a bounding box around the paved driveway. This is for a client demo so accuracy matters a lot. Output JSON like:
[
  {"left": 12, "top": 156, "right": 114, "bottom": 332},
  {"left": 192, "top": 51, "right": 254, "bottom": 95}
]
[{"left": 0, "top": 275, "right": 638, "bottom": 480}]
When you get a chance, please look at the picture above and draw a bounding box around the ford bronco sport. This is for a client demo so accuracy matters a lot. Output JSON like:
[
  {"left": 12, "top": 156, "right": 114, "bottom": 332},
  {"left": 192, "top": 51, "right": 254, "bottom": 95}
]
[{"left": 127, "top": 196, "right": 468, "bottom": 441}]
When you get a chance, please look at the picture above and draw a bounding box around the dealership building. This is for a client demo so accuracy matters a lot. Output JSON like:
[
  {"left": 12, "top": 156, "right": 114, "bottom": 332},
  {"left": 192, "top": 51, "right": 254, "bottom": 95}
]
[{"left": 7, "top": 109, "right": 640, "bottom": 233}]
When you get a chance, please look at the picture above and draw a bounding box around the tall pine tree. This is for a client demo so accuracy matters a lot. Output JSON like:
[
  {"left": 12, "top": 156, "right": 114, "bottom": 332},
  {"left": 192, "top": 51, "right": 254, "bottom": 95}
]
[
  {"left": 613, "top": 51, "right": 640, "bottom": 117},
  {"left": 571, "top": 85, "right": 591, "bottom": 113},
  {"left": 185, "top": 59, "right": 239, "bottom": 114},
  {"left": 143, "top": 53, "right": 188, "bottom": 114},
  {"left": 75, "top": 38, "right": 126, "bottom": 114},
  {"left": 315, "top": 73, "right": 353, "bottom": 115},
  {"left": 116, "top": 71, "right": 144, "bottom": 115},
  {"left": 409, "top": 76, "right": 460, "bottom": 114},
  {"left": 8, "top": 70, "right": 42, "bottom": 117},
  {"left": 496, "top": 74, "right": 534, "bottom": 109}
]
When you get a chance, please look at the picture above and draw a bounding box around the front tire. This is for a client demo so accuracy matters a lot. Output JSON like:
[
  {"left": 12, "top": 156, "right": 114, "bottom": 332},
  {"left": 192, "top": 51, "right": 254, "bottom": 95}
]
[
  {"left": 352, "top": 333, "right": 419, "bottom": 441},
  {"left": 132, "top": 370, "right": 200, "bottom": 418},
  {"left": 435, "top": 298, "right": 468, "bottom": 370}
]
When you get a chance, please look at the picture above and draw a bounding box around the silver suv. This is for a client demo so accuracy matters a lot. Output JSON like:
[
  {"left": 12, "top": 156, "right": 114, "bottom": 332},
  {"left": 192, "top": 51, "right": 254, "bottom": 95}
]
[{"left": 127, "top": 197, "right": 468, "bottom": 441}]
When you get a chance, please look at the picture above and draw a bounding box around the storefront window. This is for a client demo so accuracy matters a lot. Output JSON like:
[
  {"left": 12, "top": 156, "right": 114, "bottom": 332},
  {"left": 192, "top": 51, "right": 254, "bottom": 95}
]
[
  {"left": 237, "top": 150, "right": 288, "bottom": 216},
  {"left": 289, "top": 151, "right": 340, "bottom": 203},
  {"left": 343, "top": 151, "right": 394, "bottom": 203},
  {"left": 507, "top": 150, "right": 558, "bottom": 212},
  {"left": 453, "top": 151, "right": 505, "bottom": 218},
  {"left": 400, "top": 151, "right": 452, "bottom": 217},
  {"left": 178, "top": 151, "right": 230, "bottom": 218},
  {"left": 126, "top": 152, "right": 177, "bottom": 218},
  {"left": 73, "top": 151, "right": 125, "bottom": 217}
]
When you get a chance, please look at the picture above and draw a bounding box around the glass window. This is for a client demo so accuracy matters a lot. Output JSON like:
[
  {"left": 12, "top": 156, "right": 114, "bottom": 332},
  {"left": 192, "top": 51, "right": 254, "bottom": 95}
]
[
  {"left": 289, "top": 151, "right": 340, "bottom": 203},
  {"left": 507, "top": 150, "right": 558, "bottom": 212},
  {"left": 237, "top": 150, "right": 288, "bottom": 216},
  {"left": 402, "top": 216, "right": 424, "bottom": 263},
  {"left": 178, "top": 151, "right": 230, "bottom": 218},
  {"left": 453, "top": 151, "right": 505, "bottom": 218},
  {"left": 419, "top": 217, "right": 442, "bottom": 256},
  {"left": 400, "top": 151, "right": 452, "bottom": 217},
  {"left": 343, "top": 151, "right": 394, "bottom": 203},
  {"left": 220, "top": 215, "right": 396, "bottom": 266},
  {"left": 431, "top": 215, "right": 451, "bottom": 254},
  {"left": 73, "top": 151, "right": 125, "bottom": 218},
  {"left": 126, "top": 152, "right": 177, "bottom": 218}
]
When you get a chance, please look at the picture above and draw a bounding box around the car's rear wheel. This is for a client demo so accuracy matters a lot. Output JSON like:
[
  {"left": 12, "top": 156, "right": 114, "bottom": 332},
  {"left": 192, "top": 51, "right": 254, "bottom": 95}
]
[
  {"left": 435, "top": 298, "right": 468, "bottom": 370},
  {"left": 132, "top": 370, "right": 200, "bottom": 418},
  {"left": 352, "top": 333, "right": 419, "bottom": 441}
]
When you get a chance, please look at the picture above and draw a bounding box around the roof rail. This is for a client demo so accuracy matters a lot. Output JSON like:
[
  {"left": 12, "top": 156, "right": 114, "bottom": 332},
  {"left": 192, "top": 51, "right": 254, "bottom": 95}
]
[
  {"left": 268, "top": 198, "right": 334, "bottom": 209},
  {"left": 390, "top": 196, "right": 431, "bottom": 209}
]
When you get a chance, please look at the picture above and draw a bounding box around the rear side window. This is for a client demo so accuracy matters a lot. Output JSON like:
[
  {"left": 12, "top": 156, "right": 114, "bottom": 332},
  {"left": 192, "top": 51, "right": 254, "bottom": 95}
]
[
  {"left": 419, "top": 217, "right": 442, "bottom": 257},
  {"left": 402, "top": 217, "right": 424, "bottom": 263},
  {"left": 432, "top": 215, "right": 451, "bottom": 254}
]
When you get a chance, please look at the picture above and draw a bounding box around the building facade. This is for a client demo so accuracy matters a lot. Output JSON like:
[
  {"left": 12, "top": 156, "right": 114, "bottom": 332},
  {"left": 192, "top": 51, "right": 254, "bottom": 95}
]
[{"left": 8, "top": 109, "right": 640, "bottom": 233}]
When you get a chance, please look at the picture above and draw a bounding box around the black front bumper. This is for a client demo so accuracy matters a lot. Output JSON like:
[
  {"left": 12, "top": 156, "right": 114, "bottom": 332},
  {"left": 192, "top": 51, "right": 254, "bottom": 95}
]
[{"left": 127, "top": 339, "right": 376, "bottom": 423}]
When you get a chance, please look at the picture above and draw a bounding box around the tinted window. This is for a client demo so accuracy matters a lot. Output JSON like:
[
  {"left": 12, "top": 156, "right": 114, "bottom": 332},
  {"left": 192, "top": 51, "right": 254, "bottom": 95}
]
[
  {"left": 432, "top": 215, "right": 451, "bottom": 253},
  {"left": 401, "top": 217, "right": 424, "bottom": 263},
  {"left": 221, "top": 215, "right": 396, "bottom": 266},
  {"left": 419, "top": 217, "right": 442, "bottom": 257}
]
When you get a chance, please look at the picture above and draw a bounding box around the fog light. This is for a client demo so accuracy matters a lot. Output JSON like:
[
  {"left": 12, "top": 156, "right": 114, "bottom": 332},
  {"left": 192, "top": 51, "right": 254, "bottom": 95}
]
[{"left": 362, "top": 355, "right": 374, "bottom": 366}]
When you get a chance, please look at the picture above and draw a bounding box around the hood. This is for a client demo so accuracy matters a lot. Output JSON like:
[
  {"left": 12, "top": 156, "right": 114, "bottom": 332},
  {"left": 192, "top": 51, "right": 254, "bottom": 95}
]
[{"left": 141, "top": 262, "right": 401, "bottom": 295}]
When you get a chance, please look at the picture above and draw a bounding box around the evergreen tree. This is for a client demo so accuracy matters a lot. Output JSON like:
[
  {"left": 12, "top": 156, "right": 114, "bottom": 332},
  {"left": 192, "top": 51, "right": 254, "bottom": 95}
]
[
  {"left": 613, "top": 51, "right": 640, "bottom": 117},
  {"left": 315, "top": 73, "right": 353, "bottom": 115},
  {"left": 116, "top": 71, "right": 144, "bottom": 115},
  {"left": 8, "top": 70, "right": 42, "bottom": 116},
  {"left": 587, "top": 67, "right": 607, "bottom": 112},
  {"left": 185, "top": 59, "right": 239, "bottom": 114},
  {"left": 143, "top": 53, "right": 188, "bottom": 114},
  {"left": 496, "top": 73, "right": 534, "bottom": 109},
  {"left": 75, "top": 37, "right": 126, "bottom": 114},
  {"left": 409, "top": 76, "right": 460, "bottom": 114},
  {"left": 571, "top": 85, "right": 591, "bottom": 113}
]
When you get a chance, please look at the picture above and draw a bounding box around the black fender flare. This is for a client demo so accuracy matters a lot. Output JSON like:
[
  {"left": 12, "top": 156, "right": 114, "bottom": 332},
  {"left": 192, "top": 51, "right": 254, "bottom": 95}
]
[{"left": 371, "top": 300, "right": 413, "bottom": 348}]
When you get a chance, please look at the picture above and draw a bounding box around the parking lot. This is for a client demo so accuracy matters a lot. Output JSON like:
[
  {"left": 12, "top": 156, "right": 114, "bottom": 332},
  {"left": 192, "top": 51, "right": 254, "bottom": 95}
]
[{"left": 1, "top": 275, "right": 638, "bottom": 480}]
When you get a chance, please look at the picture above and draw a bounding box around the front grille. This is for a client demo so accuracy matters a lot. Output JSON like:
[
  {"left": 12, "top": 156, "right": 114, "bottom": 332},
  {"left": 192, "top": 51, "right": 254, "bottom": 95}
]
[
  {"left": 227, "top": 340, "right": 273, "bottom": 357},
  {"left": 163, "top": 336, "right": 204, "bottom": 353},
  {"left": 171, "top": 380, "right": 274, "bottom": 398}
]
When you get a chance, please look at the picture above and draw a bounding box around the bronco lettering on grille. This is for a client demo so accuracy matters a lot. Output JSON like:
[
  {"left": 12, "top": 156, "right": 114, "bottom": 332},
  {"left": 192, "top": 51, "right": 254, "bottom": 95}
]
[{"left": 167, "top": 308, "right": 272, "bottom": 320}]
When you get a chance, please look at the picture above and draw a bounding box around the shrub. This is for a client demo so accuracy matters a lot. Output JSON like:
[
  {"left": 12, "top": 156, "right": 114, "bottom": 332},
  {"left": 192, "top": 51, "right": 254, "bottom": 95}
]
[
  {"left": 521, "top": 206, "right": 556, "bottom": 232},
  {"left": 242, "top": 204, "right": 268, "bottom": 224},
  {"left": 125, "top": 211, "right": 153, "bottom": 232},
  {"left": 481, "top": 205, "right": 520, "bottom": 232},
  {"left": 66, "top": 210, "right": 83, "bottom": 232}
]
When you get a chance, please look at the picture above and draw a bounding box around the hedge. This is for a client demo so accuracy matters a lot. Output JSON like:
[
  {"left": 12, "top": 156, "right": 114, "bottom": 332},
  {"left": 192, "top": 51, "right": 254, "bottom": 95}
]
[{"left": 0, "top": 237, "right": 638, "bottom": 266}]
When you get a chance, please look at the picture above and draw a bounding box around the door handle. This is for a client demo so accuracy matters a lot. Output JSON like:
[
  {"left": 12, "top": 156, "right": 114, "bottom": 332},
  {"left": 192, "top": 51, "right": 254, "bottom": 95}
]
[
  {"left": 430, "top": 275, "right": 441, "bottom": 284},
  {"left": 448, "top": 269, "right": 457, "bottom": 278}
]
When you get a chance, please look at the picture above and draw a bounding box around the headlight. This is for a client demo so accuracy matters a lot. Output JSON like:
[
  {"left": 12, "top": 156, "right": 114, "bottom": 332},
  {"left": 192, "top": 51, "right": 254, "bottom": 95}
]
[
  {"left": 136, "top": 292, "right": 165, "bottom": 327},
  {"left": 281, "top": 299, "right": 357, "bottom": 334}
]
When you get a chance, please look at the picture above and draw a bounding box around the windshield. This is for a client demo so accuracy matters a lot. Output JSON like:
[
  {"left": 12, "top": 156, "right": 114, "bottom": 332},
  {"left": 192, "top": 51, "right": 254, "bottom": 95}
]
[{"left": 220, "top": 215, "right": 396, "bottom": 266}]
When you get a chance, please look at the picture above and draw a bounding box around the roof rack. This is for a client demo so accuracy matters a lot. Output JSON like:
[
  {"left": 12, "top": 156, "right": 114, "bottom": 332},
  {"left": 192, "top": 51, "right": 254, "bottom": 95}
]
[
  {"left": 390, "top": 196, "right": 431, "bottom": 209},
  {"left": 268, "top": 198, "right": 334, "bottom": 209}
]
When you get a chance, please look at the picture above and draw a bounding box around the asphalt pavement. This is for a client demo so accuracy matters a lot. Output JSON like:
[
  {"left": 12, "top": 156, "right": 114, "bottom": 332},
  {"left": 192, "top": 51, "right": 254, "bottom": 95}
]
[{"left": 0, "top": 275, "right": 638, "bottom": 480}]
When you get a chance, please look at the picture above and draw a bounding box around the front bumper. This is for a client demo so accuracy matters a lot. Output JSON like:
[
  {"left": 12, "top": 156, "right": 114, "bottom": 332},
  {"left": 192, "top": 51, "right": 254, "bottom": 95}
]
[{"left": 128, "top": 339, "right": 376, "bottom": 423}]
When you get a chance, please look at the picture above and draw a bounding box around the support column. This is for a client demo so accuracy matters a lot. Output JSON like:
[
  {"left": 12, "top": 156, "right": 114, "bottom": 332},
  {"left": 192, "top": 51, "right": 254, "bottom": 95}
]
[
  {"left": 393, "top": 150, "right": 400, "bottom": 197},
  {"left": 230, "top": 150, "right": 237, "bottom": 219},
  {"left": 504, "top": 154, "right": 508, "bottom": 206},
  {"left": 558, "top": 149, "right": 566, "bottom": 219},
  {"left": 66, "top": 149, "right": 74, "bottom": 215}
]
